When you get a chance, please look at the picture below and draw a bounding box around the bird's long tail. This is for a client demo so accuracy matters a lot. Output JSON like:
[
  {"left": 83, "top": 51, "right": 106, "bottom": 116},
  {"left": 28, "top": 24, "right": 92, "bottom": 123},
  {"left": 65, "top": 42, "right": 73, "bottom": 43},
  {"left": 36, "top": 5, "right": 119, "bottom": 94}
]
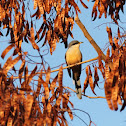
[{"left": 74, "top": 79, "right": 82, "bottom": 99}]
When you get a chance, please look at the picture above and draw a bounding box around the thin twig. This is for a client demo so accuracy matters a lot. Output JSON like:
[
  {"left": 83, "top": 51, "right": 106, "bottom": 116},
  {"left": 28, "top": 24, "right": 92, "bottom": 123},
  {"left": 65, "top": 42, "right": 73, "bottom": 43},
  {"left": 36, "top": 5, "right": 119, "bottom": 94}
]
[
  {"left": 73, "top": 113, "right": 88, "bottom": 126},
  {"left": 64, "top": 86, "right": 105, "bottom": 99},
  {"left": 83, "top": 95, "right": 105, "bottom": 99}
]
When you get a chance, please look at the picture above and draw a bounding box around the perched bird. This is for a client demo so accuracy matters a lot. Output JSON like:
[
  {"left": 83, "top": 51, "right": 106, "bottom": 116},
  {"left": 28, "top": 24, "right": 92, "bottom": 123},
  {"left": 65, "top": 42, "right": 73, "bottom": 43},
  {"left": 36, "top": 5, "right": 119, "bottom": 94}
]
[{"left": 65, "top": 40, "right": 83, "bottom": 99}]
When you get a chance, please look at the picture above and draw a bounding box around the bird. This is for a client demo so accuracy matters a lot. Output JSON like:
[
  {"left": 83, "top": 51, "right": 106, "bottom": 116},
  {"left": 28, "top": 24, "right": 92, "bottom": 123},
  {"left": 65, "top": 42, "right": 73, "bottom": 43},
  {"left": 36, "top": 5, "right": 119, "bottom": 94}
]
[{"left": 65, "top": 40, "right": 83, "bottom": 99}]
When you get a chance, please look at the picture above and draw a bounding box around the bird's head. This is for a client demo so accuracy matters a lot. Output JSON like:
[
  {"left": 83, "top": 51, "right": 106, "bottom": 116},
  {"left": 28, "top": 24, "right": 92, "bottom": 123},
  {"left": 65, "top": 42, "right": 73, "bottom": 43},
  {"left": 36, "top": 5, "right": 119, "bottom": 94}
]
[{"left": 68, "top": 40, "right": 83, "bottom": 48}]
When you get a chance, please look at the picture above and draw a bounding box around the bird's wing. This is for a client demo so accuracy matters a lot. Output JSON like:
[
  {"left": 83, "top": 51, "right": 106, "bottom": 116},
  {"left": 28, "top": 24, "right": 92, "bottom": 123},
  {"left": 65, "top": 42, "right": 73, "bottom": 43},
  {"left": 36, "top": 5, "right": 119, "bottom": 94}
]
[
  {"left": 72, "top": 52, "right": 82, "bottom": 81},
  {"left": 78, "top": 52, "right": 82, "bottom": 77},
  {"left": 65, "top": 53, "right": 71, "bottom": 77}
]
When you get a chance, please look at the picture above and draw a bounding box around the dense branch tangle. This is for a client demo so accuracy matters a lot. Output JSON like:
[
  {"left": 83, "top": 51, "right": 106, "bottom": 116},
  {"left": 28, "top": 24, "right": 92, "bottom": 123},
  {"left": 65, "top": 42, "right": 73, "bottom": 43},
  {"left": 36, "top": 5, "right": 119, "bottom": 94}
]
[{"left": 0, "top": 0, "right": 91, "bottom": 125}]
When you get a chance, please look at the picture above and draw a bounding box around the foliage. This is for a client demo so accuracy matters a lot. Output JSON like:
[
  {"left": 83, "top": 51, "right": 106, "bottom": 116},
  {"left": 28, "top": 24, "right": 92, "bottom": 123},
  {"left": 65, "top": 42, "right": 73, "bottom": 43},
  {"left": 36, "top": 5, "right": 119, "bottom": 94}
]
[{"left": 0, "top": 0, "right": 126, "bottom": 125}]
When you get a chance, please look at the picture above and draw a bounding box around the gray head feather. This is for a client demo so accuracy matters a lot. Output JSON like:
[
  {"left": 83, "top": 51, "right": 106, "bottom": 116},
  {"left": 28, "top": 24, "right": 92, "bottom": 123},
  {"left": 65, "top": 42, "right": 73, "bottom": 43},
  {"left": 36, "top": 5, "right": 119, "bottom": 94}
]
[{"left": 68, "top": 40, "right": 80, "bottom": 48}]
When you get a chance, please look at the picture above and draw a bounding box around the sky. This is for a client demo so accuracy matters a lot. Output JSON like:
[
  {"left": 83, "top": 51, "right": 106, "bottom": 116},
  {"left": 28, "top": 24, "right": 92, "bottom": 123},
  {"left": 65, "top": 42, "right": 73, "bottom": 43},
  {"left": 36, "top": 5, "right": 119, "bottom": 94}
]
[{"left": 0, "top": 1, "right": 126, "bottom": 126}]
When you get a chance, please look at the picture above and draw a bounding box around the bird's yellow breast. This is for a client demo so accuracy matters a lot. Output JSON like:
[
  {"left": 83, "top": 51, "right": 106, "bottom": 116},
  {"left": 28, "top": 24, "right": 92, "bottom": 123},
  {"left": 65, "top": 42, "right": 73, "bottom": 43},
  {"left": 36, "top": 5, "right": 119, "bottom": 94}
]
[{"left": 66, "top": 44, "right": 82, "bottom": 65}]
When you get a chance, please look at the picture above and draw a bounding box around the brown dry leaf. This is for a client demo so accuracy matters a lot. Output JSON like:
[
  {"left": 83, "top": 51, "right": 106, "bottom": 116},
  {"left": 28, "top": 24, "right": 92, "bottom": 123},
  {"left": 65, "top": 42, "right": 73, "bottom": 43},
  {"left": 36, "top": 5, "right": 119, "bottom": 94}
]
[
  {"left": 6, "top": 26, "right": 10, "bottom": 36},
  {"left": 37, "top": 26, "right": 47, "bottom": 43},
  {"left": 3, "top": 55, "right": 21, "bottom": 73},
  {"left": 120, "top": 102, "right": 126, "bottom": 111},
  {"left": 65, "top": 0, "right": 69, "bottom": 16},
  {"left": 94, "top": 66, "right": 99, "bottom": 86},
  {"left": 114, "top": 54, "right": 119, "bottom": 72},
  {"left": 69, "top": 30, "right": 74, "bottom": 38},
  {"left": 27, "top": 65, "right": 37, "bottom": 86},
  {"left": 47, "top": 102, "right": 52, "bottom": 113},
  {"left": 56, "top": 0, "right": 61, "bottom": 15},
  {"left": 58, "top": 66, "right": 63, "bottom": 88},
  {"left": 62, "top": 93, "right": 74, "bottom": 108},
  {"left": 28, "top": 27, "right": 39, "bottom": 50},
  {"left": 24, "top": 94, "right": 33, "bottom": 120},
  {"left": 50, "top": 74, "right": 58, "bottom": 94},
  {"left": 42, "top": 96, "right": 45, "bottom": 104},
  {"left": 36, "top": 70, "right": 42, "bottom": 97},
  {"left": 106, "top": 26, "right": 113, "bottom": 46},
  {"left": 56, "top": 95, "right": 62, "bottom": 106},
  {"left": 50, "top": 39, "right": 57, "bottom": 55},
  {"left": 22, "top": 2, "right": 25, "bottom": 17},
  {"left": 62, "top": 94, "right": 68, "bottom": 108},
  {"left": 114, "top": 37, "right": 119, "bottom": 48},
  {"left": 98, "top": 57, "right": 105, "bottom": 78},
  {"left": 24, "top": 65, "right": 28, "bottom": 86},
  {"left": 46, "top": 66, "right": 51, "bottom": 84},
  {"left": 45, "top": 0, "right": 50, "bottom": 14},
  {"left": 116, "top": 0, "right": 121, "bottom": 8},
  {"left": 47, "top": 30, "right": 51, "bottom": 44},
  {"left": 124, "top": 83, "right": 126, "bottom": 99},
  {"left": 92, "top": 0, "right": 98, "bottom": 20},
  {"left": 118, "top": 27, "right": 121, "bottom": 38},
  {"left": 11, "top": 91, "right": 18, "bottom": 117},
  {"left": 19, "top": 60, "right": 25, "bottom": 83},
  {"left": 1, "top": 44, "right": 14, "bottom": 59},
  {"left": 86, "top": 65, "right": 89, "bottom": 76},
  {"left": 117, "top": 95, "right": 122, "bottom": 105},
  {"left": 99, "top": 2, "right": 105, "bottom": 18},
  {"left": 46, "top": 116, "right": 51, "bottom": 126},
  {"left": 67, "top": 106, "right": 73, "bottom": 120},
  {"left": 68, "top": 17, "right": 74, "bottom": 31},
  {"left": 80, "top": 0, "right": 88, "bottom": 9},
  {"left": 104, "top": 81, "right": 113, "bottom": 110},
  {"left": 98, "top": 55, "right": 102, "bottom": 68},
  {"left": 111, "top": 75, "right": 119, "bottom": 111},
  {"left": 58, "top": 66, "right": 63, "bottom": 106},
  {"left": 89, "top": 66, "right": 96, "bottom": 95},
  {"left": 69, "top": 0, "right": 81, "bottom": 14},
  {"left": 34, "top": 0, "right": 38, "bottom": 10},
  {"left": 111, "top": 46, "right": 115, "bottom": 57},
  {"left": 38, "top": 0, "right": 44, "bottom": 14},
  {"left": 7, "top": 117, "right": 13, "bottom": 126},
  {"left": 13, "top": 47, "right": 20, "bottom": 56},
  {"left": 105, "top": 64, "right": 110, "bottom": 83},
  {"left": 83, "top": 76, "right": 89, "bottom": 94},
  {"left": 42, "top": 78, "right": 49, "bottom": 99},
  {"left": 58, "top": 16, "right": 65, "bottom": 38},
  {"left": 58, "top": 115, "right": 68, "bottom": 126},
  {"left": 106, "top": 48, "right": 110, "bottom": 62},
  {"left": 54, "top": 16, "right": 59, "bottom": 31},
  {"left": 121, "top": 85, "right": 126, "bottom": 111},
  {"left": 89, "top": 74, "right": 96, "bottom": 95}
]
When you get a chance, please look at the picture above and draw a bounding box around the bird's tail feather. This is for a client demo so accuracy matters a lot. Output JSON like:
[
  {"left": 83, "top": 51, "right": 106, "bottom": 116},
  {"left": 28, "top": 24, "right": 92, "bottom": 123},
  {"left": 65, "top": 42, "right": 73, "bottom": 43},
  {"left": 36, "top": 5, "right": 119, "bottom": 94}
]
[{"left": 74, "top": 79, "right": 82, "bottom": 99}]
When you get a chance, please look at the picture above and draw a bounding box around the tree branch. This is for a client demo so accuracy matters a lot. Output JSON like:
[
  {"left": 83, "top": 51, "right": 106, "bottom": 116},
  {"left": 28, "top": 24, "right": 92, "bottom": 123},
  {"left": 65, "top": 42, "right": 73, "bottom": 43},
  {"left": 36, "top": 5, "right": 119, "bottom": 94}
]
[
  {"left": 75, "top": 15, "right": 106, "bottom": 62},
  {"left": 13, "top": 56, "right": 98, "bottom": 79},
  {"left": 51, "top": 56, "right": 98, "bottom": 73}
]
